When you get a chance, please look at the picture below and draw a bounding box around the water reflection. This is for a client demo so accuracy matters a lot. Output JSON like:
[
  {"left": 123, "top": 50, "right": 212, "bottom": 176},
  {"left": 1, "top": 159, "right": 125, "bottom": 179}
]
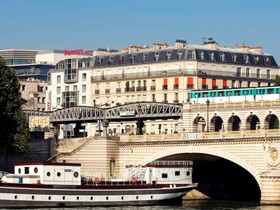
[{"left": 11, "top": 200, "right": 280, "bottom": 210}]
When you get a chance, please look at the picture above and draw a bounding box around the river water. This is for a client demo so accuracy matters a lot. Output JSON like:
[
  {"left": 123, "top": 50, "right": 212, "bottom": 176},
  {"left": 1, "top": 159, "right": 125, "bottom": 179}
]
[{"left": 3, "top": 200, "right": 279, "bottom": 210}]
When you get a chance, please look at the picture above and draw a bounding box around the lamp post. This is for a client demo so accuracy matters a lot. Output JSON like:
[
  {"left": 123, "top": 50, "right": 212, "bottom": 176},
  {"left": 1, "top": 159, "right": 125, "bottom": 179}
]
[{"left": 206, "top": 99, "right": 210, "bottom": 132}]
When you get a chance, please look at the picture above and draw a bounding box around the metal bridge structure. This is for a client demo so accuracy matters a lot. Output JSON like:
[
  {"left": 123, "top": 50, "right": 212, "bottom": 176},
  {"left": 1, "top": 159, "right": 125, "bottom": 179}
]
[{"left": 24, "top": 102, "right": 183, "bottom": 124}]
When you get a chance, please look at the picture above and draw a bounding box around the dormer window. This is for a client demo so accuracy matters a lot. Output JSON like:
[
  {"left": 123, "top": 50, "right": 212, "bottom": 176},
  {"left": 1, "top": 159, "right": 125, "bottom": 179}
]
[
  {"left": 200, "top": 51, "right": 204, "bottom": 60},
  {"left": 244, "top": 55, "right": 249, "bottom": 64},
  {"left": 254, "top": 56, "right": 260, "bottom": 65},
  {"left": 166, "top": 52, "right": 171, "bottom": 61},
  {"left": 221, "top": 53, "right": 225, "bottom": 62},
  {"left": 232, "top": 54, "right": 237, "bottom": 62},
  {"left": 265, "top": 57, "right": 270, "bottom": 65},
  {"left": 154, "top": 53, "right": 159, "bottom": 61},
  {"left": 210, "top": 52, "right": 215, "bottom": 61}
]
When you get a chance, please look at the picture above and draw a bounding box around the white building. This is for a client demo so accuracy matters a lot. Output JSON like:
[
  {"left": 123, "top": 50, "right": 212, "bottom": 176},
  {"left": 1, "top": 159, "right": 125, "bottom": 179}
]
[{"left": 47, "top": 39, "right": 279, "bottom": 137}]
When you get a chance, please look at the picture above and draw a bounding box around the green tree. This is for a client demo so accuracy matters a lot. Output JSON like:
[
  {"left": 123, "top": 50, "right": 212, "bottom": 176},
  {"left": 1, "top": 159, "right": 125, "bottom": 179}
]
[
  {"left": 0, "top": 57, "right": 30, "bottom": 168},
  {"left": 275, "top": 75, "right": 280, "bottom": 86}
]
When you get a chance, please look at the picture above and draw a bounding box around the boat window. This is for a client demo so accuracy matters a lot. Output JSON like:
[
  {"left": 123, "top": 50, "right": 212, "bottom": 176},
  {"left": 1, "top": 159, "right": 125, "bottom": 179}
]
[
  {"left": 57, "top": 172, "right": 61, "bottom": 177},
  {"left": 175, "top": 171, "right": 180, "bottom": 176},
  {"left": 34, "top": 167, "right": 38, "bottom": 174},
  {"left": 18, "top": 168, "right": 21, "bottom": 174},
  {"left": 74, "top": 171, "right": 79, "bottom": 178},
  {"left": 162, "top": 173, "right": 168, "bottom": 178},
  {"left": 47, "top": 172, "right": 51, "bottom": 177},
  {"left": 186, "top": 171, "right": 191, "bottom": 176},
  {"left": 24, "top": 167, "right": 29, "bottom": 174}
]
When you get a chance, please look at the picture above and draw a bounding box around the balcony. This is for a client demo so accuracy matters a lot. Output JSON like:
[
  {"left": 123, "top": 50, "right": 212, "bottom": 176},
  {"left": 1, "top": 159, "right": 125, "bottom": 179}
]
[
  {"left": 95, "top": 89, "right": 100, "bottom": 94},
  {"left": 90, "top": 68, "right": 276, "bottom": 83},
  {"left": 116, "top": 88, "right": 121, "bottom": 93},
  {"left": 162, "top": 85, "right": 168, "bottom": 90},
  {"left": 187, "top": 84, "right": 194, "bottom": 89},
  {"left": 150, "top": 86, "right": 156, "bottom": 91},
  {"left": 136, "top": 86, "right": 147, "bottom": 91},
  {"left": 105, "top": 89, "right": 110, "bottom": 94},
  {"left": 173, "top": 84, "right": 179, "bottom": 89},
  {"left": 202, "top": 85, "right": 208, "bottom": 90},
  {"left": 173, "top": 100, "right": 180, "bottom": 103}
]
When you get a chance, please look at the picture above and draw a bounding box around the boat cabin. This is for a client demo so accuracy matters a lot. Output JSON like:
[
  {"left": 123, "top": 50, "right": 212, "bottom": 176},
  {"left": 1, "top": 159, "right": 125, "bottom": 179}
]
[{"left": 1, "top": 162, "right": 81, "bottom": 185}]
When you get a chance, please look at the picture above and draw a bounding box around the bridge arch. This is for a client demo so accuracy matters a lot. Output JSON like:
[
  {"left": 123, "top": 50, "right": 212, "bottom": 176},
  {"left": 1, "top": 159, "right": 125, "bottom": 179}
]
[{"left": 139, "top": 145, "right": 262, "bottom": 188}]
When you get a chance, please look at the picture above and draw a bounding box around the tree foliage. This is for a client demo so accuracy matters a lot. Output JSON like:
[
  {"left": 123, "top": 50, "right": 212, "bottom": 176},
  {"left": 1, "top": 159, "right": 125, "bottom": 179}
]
[
  {"left": 275, "top": 75, "right": 280, "bottom": 86},
  {"left": 0, "top": 57, "right": 30, "bottom": 157}
]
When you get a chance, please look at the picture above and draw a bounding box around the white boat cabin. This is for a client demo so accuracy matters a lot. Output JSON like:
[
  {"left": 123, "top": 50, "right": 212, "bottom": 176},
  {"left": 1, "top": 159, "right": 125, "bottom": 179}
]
[
  {"left": 1, "top": 162, "right": 81, "bottom": 185},
  {"left": 125, "top": 160, "right": 193, "bottom": 184}
]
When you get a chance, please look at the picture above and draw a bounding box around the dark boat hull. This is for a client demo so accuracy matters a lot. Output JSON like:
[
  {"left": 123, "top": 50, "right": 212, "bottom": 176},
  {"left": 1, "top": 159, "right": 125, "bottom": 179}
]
[{"left": 0, "top": 184, "right": 197, "bottom": 208}]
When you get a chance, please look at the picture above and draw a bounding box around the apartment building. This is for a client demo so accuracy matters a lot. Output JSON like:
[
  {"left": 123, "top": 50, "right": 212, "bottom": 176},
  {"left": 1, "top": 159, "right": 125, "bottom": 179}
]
[{"left": 48, "top": 39, "right": 279, "bottom": 136}]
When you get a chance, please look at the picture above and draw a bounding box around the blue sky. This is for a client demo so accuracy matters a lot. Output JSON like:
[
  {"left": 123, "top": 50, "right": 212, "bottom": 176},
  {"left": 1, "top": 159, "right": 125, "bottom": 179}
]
[{"left": 1, "top": 0, "right": 280, "bottom": 64}]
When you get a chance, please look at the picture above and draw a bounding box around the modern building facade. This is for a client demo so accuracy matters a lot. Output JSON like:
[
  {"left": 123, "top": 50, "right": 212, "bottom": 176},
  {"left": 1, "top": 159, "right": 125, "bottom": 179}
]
[{"left": 47, "top": 39, "right": 279, "bottom": 137}]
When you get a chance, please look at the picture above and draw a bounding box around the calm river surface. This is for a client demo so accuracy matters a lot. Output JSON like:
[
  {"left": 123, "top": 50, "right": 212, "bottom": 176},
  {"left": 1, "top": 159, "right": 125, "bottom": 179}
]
[{"left": 2, "top": 200, "right": 280, "bottom": 210}]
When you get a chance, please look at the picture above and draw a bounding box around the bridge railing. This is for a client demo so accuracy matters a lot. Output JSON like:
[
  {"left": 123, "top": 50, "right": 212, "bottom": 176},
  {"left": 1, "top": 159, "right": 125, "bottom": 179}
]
[{"left": 120, "top": 129, "right": 280, "bottom": 142}]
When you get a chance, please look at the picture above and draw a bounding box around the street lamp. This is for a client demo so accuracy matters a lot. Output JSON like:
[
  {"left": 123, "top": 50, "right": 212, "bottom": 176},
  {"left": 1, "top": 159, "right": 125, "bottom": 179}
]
[{"left": 206, "top": 99, "right": 210, "bottom": 132}]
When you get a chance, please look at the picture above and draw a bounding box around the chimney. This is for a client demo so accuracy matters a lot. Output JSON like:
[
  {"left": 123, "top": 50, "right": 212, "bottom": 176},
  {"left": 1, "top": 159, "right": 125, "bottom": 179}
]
[
  {"left": 203, "top": 38, "right": 219, "bottom": 50},
  {"left": 249, "top": 46, "right": 263, "bottom": 54},
  {"left": 153, "top": 42, "right": 168, "bottom": 50},
  {"left": 175, "top": 39, "right": 187, "bottom": 48}
]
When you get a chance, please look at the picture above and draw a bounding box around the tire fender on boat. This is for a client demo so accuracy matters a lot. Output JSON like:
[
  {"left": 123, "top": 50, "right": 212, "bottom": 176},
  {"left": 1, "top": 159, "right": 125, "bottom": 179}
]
[
  {"left": 131, "top": 176, "right": 137, "bottom": 183},
  {"left": 94, "top": 177, "right": 100, "bottom": 184}
]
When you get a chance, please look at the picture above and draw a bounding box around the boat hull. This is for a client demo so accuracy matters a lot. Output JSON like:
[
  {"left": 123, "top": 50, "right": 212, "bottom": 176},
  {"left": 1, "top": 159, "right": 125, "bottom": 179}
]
[{"left": 0, "top": 184, "right": 197, "bottom": 207}]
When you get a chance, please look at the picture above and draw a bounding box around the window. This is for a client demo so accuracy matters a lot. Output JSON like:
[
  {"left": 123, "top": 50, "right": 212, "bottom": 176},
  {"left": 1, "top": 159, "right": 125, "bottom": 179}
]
[
  {"left": 82, "top": 96, "right": 86, "bottom": 104},
  {"left": 236, "top": 67, "right": 242, "bottom": 77},
  {"left": 200, "top": 51, "right": 205, "bottom": 60},
  {"left": 62, "top": 91, "right": 78, "bottom": 108},
  {"left": 82, "top": 73, "right": 86, "bottom": 82},
  {"left": 82, "top": 85, "right": 86, "bottom": 93},
  {"left": 152, "top": 94, "right": 156, "bottom": 102},
  {"left": 73, "top": 85, "right": 77, "bottom": 91},
  {"left": 24, "top": 167, "right": 29, "bottom": 174},
  {"left": 57, "top": 87, "right": 61, "bottom": 94},
  {"left": 65, "top": 86, "right": 69, "bottom": 91},
  {"left": 257, "top": 69, "right": 261, "bottom": 78},
  {"left": 246, "top": 68, "right": 250, "bottom": 77},
  {"left": 163, "top": 93, "right": 168, "bottom": 103},
  {"left": 162, "top": 173, "right": 168, "bottom": 178},
  {"left": 64, "top": 59, "right": 78, "bottom": 82},
  {"left": 221, "top": 53, "right": 225, "bottom": 62},
  {"left": 56, "top": 97, "right": 61, "bottom": 105},
  {"left": 187, "top": 50, "right": 193, "bottom": 59},
  {"left": 22, "top": 85, "right": 26, "bottom": 91},
  {"left": 42, "top": 97, "right": 45, "bottom": 103},
  {"left": 57, "top": 75, "right": 61, "bottom": 84},
  {"left": 267, "top": 69, "right": 271, "bottom": 79}
]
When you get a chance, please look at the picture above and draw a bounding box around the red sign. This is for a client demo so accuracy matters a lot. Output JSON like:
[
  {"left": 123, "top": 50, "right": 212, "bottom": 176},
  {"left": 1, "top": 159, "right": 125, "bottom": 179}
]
[{"left": 64, "top": 49, "right": 94, "bottom": 56}]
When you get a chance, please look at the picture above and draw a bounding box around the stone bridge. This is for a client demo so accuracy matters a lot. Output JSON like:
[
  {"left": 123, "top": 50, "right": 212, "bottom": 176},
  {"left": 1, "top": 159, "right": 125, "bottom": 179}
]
[{"left": 54, "top": 130, "right": 280, "bottom": 204}]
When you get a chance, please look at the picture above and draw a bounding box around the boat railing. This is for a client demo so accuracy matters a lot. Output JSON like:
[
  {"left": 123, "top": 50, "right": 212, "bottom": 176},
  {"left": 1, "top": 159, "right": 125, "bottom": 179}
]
[
  {"left": 81, "top": 175, "right": 147, "bottom": 186},
  {"left": 147, "top": 160, "right": 193, "bottom": 167}
]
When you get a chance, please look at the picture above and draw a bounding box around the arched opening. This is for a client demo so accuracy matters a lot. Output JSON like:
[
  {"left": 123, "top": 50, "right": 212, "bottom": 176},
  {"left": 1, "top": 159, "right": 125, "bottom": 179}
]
[
  {"left": 246, "top": 114, "right": 260, "bottom": 130},
  {"left": 159, "top": 153, "right": 260, "bottom": 202},
  {"left": 228, "top": 115, "right": 241, "bottom": 131},
  {"left": 211, "top": 116, "right": 223, "bottom": 132},
  {"left": 265, "top": 114, "right": 279, "bottom": 129},
  {"left": 193, "top": 116, "right": 206, "bottom": 132}
]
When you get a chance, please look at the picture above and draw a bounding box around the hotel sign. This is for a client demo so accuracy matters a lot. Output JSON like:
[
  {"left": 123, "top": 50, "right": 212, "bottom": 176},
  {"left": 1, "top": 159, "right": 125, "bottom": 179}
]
[{"left": 64, "top": 49, "right": 94, "bottom": 56}]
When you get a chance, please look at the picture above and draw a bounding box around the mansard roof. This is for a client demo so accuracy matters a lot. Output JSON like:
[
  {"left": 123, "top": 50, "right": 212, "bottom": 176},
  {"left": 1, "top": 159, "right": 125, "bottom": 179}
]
[{"left": 92, "top": 46, "right": 278, "bottom": 68}]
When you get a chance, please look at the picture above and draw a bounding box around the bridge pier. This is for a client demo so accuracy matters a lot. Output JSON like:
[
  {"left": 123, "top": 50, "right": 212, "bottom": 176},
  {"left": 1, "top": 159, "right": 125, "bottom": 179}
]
[{"left": 260, "top": 170, "right": 280, "bottom": 204}]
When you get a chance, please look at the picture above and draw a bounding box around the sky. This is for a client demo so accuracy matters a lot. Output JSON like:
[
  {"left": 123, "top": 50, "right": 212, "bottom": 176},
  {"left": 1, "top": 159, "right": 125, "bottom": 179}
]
[{"left": 1, "top": 0, "right": 280, "bottom": 64}]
